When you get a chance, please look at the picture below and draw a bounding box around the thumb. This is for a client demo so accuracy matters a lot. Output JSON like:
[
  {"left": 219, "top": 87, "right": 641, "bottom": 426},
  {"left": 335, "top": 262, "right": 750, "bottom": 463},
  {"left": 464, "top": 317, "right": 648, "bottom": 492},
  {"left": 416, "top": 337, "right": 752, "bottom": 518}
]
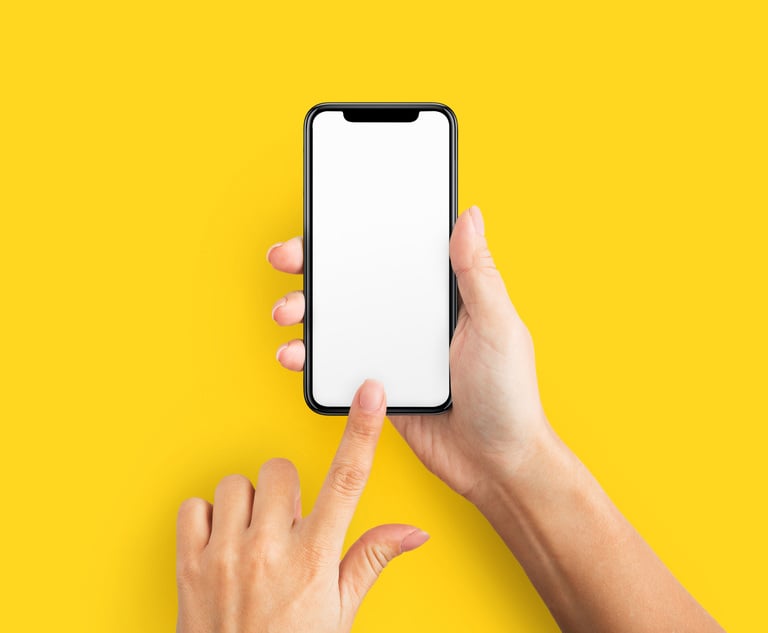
[
  {"left": 450, "top": 205, "right": 516, "bottom": 324},
  {"left": 338, "top": 524, "right": 429, "bottom": 614}
]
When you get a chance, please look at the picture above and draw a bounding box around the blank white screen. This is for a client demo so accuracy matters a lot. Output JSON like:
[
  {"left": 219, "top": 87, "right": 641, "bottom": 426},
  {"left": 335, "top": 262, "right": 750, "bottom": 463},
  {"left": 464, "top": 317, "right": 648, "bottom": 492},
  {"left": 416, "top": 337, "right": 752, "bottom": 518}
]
[{"left": 311, "top": 110, "right": 450, "bottom": 408}]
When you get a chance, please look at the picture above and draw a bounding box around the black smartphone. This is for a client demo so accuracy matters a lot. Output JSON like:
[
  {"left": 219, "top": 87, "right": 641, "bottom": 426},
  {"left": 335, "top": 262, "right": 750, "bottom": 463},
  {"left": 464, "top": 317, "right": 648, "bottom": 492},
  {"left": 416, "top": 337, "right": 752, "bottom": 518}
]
[{"left": 303, "top": 102, "right": 457, "bottom": 415}]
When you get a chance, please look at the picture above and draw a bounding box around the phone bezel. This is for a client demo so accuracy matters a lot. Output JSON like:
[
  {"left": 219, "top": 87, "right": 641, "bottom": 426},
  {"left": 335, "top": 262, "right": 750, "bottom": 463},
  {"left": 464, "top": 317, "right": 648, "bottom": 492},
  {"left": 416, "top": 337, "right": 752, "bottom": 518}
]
[{"left": 303, "top": 102, "right": 458, "bottom": 415}]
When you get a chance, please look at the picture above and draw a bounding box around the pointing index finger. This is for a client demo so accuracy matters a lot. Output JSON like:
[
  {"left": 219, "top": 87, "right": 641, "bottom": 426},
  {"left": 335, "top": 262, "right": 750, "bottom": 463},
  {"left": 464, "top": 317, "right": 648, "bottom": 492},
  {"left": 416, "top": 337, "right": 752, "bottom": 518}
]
[{"left": 305, "top": 380, "right": 387, "bottom": 557}]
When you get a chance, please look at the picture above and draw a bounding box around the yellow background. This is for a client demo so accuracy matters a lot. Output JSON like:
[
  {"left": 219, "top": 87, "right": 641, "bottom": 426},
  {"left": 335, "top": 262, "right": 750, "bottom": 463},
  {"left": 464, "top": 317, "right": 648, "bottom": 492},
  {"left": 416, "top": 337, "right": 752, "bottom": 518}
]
[{"left": 1, "top": 1, "right": 766, "bottom": 631}]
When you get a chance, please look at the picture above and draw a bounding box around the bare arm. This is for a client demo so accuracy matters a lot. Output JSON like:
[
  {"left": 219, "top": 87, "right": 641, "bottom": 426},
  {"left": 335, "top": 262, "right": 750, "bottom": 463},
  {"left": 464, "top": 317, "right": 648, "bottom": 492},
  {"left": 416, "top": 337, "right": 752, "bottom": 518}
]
[
  {"left": 470, "top": 424, "right": 722, "bottom": 633},
  {"left": 268, "top": 205, "right": 724, "bottom": 632}
]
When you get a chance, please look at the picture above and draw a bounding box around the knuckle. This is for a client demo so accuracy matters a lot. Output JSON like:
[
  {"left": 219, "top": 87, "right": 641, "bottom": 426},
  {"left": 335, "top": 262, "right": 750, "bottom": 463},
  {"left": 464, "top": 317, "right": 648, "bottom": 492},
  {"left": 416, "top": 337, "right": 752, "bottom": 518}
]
[
  {"left": 177, "top": 497, "right": 207, "bottom": 521},
  {"left": 475, "top": 246, "right": 497, "bottom": 270},
  {"left": 363, "top": 544, "right": 391, "bottom": 576},
  {"left": 216, "top": 474, "right": 252, "bottom": 497},
  {"left": 328, "top": 462, "right": 367, "bottom": 498},
  {"left": 514, "top": 319, "right": 534, "bottom": 349},
  {"left": 246, "top": 519, "right": 272, "bottom": 545},
  {"left": 296, "top": 539, "right": 333, "bottom": 569},
  {"left": 347, "top": 417, "right": 378, "bottom": 442},
  {"left": 259, "top": 457, "right": 297, "bottom": 480},
  {"left": 526, "top": 328, "right": 535, "bottom": 353},
  {"left": 176, "top": 557, "right": 201, "bottom": 586},
  {"left": 208, "top": 542, "right": 240, "bottom": 580},
  {"left": 241, "top": 541, "right": 274, "bottom": 578}
]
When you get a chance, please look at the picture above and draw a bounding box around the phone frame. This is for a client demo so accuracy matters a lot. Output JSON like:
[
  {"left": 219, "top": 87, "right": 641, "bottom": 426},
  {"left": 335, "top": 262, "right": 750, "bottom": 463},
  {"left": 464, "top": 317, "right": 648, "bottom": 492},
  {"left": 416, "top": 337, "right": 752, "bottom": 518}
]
[{"left": 303, "top": 102, "right": 458, "bottom": 415}]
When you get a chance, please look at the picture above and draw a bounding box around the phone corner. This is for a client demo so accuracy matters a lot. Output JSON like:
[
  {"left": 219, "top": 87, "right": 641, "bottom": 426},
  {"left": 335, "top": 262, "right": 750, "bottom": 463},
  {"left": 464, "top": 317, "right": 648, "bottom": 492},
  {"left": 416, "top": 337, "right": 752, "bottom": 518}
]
[
  {"left": 433, "top": 393, "right": 453, "bottom": 414},
  {"left": 304, "top": 102, "right": 333, "bottom": 131},
  {"left": 386, "top": 395, "right": 453, "bottom": 416},
  {"left": 303, "top": 384, "right": 349, "bottom": 416},
  {"left": 430, "top": 385, "right": 454, "bottom": 414},
  {"left": 302, "top": 377, "right": 322, "bottom": 413},
  {"left": 429, "top": 102, "right": 457, "bottom": 128}
]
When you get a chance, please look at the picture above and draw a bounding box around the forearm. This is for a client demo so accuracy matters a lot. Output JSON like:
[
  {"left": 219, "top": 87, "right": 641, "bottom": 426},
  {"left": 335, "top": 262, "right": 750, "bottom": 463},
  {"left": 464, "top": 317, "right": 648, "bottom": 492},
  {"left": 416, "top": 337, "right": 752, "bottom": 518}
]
[{"left": 469, "top": 423, "right": 723, "bottom": 633}]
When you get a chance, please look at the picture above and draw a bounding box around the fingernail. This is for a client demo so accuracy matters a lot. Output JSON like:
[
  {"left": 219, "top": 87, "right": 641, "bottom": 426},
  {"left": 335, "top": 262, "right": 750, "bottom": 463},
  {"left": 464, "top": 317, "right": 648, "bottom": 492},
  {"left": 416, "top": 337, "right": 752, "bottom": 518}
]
[
  {"left": 469, "top": 205, "right": 485, "bottom": 236},
  {"left": 276, "top": 344, "right": 288, "bottom": 363},
  {"left": 284, "top": 235, "right": 303, "bottom": 251},
  {"left": 266, "top": 242, "right": 283, "bottom": 262},
  {"left": 401, "top": 529, "right": 430, "bottom": 553},
  {"left": 271, "top": 297, "right": 287, "bottom": 320},
  {"left": 358, "top": 379, "right": 385, "bottom": 412}
]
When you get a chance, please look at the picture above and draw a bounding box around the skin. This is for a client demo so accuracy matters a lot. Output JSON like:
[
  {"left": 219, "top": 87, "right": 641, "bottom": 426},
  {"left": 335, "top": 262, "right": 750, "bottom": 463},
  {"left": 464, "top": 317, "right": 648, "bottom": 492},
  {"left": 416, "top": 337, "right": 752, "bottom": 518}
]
[
  {"left": 178, "top": 205, "right": 725, "bottom": 632},
  {"left": 176, "top": 379, "right": 430, "bottom": 633}
]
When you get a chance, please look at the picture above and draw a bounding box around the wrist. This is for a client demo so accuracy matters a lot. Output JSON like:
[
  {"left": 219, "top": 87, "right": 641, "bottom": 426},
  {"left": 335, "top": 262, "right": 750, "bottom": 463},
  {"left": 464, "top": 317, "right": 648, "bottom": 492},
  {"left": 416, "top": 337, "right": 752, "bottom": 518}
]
[{"left": 466, "top": 419, "right": 575, "bottom": 516}]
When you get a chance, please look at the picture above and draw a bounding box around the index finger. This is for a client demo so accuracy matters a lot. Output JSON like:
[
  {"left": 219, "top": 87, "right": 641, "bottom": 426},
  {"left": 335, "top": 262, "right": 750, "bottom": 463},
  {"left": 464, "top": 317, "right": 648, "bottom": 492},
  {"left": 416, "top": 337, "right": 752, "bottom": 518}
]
[
  {"left": 267, "top": 236, "right": 303, "bottom": 274},
  {"left": 304, "top": 380, "right": 386, "bottom": 557}
]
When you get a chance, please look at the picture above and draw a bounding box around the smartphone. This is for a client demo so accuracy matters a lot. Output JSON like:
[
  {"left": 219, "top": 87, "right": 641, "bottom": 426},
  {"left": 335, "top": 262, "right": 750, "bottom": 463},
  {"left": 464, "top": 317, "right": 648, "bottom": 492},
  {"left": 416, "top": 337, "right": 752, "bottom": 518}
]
[{"left": 303, "top": 102, "right": 457, "bottom": 415}]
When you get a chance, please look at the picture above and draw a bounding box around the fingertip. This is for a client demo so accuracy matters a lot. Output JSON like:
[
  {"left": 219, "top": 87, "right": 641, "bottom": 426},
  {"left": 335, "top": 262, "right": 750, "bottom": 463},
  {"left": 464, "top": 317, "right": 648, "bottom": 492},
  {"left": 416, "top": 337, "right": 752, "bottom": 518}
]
[
  {"left": 272, "top": 291, "right": 305, "bottom": 326},
  {"left": 258, "top": 456, "right": 298, "bottom": 480},
  {"left": 176, "top": 497, "right": 213, "bottom": 556},
  {"left": 266, "top": 241, "right": 284, "bottom": 264},
  {"left": 271, "top": 296, "right": 287, "bottom": 321},
  {"left": 450, "top": 208, "right": 476, "bottom": 274},
  {"left": 457, "top": 205, "right": 476, "bottom": 232},
  {"left": 276, "top": 340, "right": 305, "bottom": 371},
  {"left": 267, "top": 236, "right": 304, "bottom": 274},
  {"left": 177, "top": 496, "right": 210, "bottom": 523},
  {"left": 400, "top": 529, "right": 430, "bottom": 553},
  {"left": 468, "top": 205, "right": 484, "bottom": 236},
  {"left": 357, "top": 379, "right": 385, "bottom": 412}
]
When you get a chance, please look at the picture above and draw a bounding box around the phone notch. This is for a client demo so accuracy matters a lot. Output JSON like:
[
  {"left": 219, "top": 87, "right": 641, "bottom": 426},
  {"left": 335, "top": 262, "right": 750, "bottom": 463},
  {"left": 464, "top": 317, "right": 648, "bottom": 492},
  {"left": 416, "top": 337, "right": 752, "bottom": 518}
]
[{"left": 342, "top": 108, "right": 419, "bottom": 123}]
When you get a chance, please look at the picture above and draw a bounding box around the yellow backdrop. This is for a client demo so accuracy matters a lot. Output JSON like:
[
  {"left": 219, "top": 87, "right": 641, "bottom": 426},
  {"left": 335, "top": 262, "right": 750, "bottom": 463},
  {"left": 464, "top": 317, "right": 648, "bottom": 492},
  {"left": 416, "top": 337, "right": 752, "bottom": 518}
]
[{"left": 1, "top": 1, "right": 765, "bottom": 631}]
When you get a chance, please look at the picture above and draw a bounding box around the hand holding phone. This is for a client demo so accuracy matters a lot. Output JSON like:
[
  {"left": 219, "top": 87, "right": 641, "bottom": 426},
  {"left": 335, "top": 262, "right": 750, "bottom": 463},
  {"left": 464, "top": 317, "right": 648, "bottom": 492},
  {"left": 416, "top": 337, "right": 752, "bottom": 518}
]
[
  {"left": 270, "top": 203, "right": 547, "bottom": 499},
  {"left": 262, "top": 203, "right": 726, "bottom": 633}
]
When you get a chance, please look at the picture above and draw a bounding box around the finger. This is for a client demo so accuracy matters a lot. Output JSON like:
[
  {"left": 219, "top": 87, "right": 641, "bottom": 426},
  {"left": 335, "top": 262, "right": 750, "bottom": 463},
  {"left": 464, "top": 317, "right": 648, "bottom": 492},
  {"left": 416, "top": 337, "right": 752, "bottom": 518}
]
[
  {"left": 210, "top": 474, "right": 254, "bottom": 542},
  {"left": 272, "top": 291, "right": 305, "bottom": 326},
  {"left": 276, "top": 339, "right": 305, "bottom": 371},
  {"left": 450, "top": 206, "right": 516, "bottom": 325},
  {"left": 305, "top": 380, "right": 386, "bottom": 556},
  {"left": 339, "top": 524, "right": 429, "bottom": 615},
  {"left": 250, "top": 458, "right": 301, "bottom": 534},
  {"left": 177, "top": 497, "right": 213, "bottom": 567},
  {"left": 267, "top": 236, "right": 303, "bottom": 274}
]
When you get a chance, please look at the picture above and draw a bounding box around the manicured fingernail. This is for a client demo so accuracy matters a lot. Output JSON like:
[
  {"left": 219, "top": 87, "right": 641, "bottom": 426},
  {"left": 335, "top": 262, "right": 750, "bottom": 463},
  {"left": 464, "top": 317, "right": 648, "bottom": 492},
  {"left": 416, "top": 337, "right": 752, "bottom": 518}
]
[
  {"left": 276, "top": 344, "right": 288, "bottom": 363},
  {"left": 469, "top": 205, "right": 484, "bottom": 236},
  {"left": 401, "top": 529, "right": 430, "bottom": 552},
  {"left": 271, "top": 297, "right": 287, "bottom": 320},
  {"left": 266, "top": 242, "right": 283, "bottom": 262},
  {"left": 358, "top": 379, "right": 385, "bottom": 412}
]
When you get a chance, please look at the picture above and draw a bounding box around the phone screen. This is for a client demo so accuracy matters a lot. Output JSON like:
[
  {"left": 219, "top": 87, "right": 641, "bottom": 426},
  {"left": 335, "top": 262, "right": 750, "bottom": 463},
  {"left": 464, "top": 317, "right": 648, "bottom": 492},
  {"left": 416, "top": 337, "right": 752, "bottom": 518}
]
[{"left": 305, "top": 104, "right": 456, "bottom": 414}]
